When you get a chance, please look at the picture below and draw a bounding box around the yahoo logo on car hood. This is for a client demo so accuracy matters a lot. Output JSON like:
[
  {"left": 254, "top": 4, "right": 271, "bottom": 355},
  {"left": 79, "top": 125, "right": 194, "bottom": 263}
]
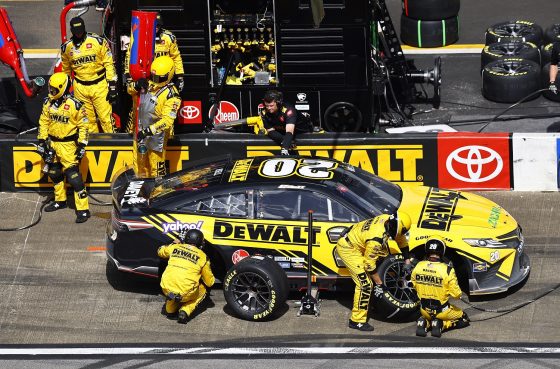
[{"left": 162, "top": 220, "right": 203, "bottom": 234}]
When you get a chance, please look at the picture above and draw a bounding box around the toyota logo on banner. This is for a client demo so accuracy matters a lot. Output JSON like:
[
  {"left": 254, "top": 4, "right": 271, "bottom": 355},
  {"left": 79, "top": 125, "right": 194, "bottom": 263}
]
[
  {"left": 446, "top": 145, "right": 503, "bottom": 183},
  {"left": 180, "top": 105, "right": 200, "bottom": 120},
  {"left": 178, "top": 101, "right": 202, "bottom": 124}
]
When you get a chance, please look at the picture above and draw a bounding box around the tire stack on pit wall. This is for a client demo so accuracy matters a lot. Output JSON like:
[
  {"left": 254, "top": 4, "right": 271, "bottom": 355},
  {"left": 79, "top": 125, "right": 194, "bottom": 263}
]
[
  {"left": 400, "top": 0, "right": 460, "bottom": 48},
  {"left": 482, "top": 21, "right": 543, "bottom": 103},
  {"left": 542, "top": 24, "right": 560, "bottom": 102}
]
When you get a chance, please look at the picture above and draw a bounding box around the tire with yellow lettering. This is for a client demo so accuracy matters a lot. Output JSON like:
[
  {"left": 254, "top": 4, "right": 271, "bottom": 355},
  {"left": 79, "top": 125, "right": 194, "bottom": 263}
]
[
  {"left": 373, "top": 254, "right": 419, "bottom": 321},
  {"left": 223, "top": 256, "right": 289, "bottom": 321},
  {"left": 482, "top": 58, "right": 541, "bottom": 103},
  {"left": 485, "top": 21, "right": 543, "bottom": 47},
  {"left": 481, "top": 42, "right": 540, "bottom": 70}
]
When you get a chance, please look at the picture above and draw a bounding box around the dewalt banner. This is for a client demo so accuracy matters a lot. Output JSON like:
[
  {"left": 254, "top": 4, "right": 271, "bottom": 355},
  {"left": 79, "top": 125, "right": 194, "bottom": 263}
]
[{"left": 0, "top": 132, "right": 437, "bottom": 192}]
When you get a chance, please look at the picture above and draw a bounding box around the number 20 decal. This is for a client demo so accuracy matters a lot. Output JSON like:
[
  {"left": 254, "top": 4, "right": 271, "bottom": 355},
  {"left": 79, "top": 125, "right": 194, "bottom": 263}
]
[{"left": 258, "top": 158, "right": 338, "bottom": 179}]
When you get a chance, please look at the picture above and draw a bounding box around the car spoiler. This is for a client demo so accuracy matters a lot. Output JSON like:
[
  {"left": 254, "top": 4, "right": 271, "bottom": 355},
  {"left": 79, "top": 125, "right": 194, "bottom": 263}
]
[{"left": 111, "top": 167, "right": 154, "bottom": 211}]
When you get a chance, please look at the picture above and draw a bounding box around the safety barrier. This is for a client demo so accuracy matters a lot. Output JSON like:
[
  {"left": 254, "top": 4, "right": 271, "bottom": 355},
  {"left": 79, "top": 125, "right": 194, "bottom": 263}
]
[{"left": 1, "top": 131, "right": 558, "bottom": 193}]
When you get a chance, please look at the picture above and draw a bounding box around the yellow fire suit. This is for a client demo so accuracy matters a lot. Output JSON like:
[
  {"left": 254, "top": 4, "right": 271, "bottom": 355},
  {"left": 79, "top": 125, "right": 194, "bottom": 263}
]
[
  {"left": 411, "top": 260, "right": 465, "bottom": 331},
  {"left": 128, "top": 81, "right": 180, "bottom": 178},
  {"left": 335, "top": 214, "right": 403, "bottom": 323},
  {"left": 61, "top": 33, "right": 117, "bottom": 133},
  {"left": 38, "top": 95, "right": 89, "bottom": 211},
  {"left": 158, "top": 243, "right": 215, "bottom": 318},
  {"left": 124, "top": 29, "right": 184, "bottom": 133}
]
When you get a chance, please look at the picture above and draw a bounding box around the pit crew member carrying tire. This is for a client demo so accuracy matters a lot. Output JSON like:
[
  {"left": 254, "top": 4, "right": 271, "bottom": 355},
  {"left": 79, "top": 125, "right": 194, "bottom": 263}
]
[
  {"left": 158, "top": 229, "right": 215, "bottom": 324},
  {"left": 335, "top": 211, "right": 411, "bottom": 331},
  {"left": 411, "top": 236, "right": 470, "bottom": 338},
  {"left": 61, "top": 17, "right": 117, "bottom": 133},
  {"left": 549, "top": 42, "right": 560, "bottom": 94},
  {"left": 128, "top": 55, "right": 181, "bottom": 178},
  {"left": 37, "top": 72, "right": 91, "bottom": 223},
  {"left": 124, "top": 13, "right": 184, "bottom": 133},
  {"left": 260, "top": 90, "right": 313, "bottom": 155}
]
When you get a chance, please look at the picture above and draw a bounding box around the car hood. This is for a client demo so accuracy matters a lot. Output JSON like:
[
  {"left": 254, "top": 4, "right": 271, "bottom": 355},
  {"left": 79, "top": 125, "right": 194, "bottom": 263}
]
[{"left": 399, "top": 185, "right": 517, "bottom": 238}]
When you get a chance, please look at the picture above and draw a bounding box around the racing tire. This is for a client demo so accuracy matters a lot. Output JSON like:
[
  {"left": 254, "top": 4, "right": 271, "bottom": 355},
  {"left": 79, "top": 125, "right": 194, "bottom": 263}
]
[
  {"left": 400, "top": 14, "right": 459, "bottom": 48},
  {"left": 482, "top": 58, "right": 541, "bottom": 103},
  {"left": 481, "top": 42, "right": 541, "bottom": 70},
  {"left": 544, "top": 24, "right": 560, "bottom": 44},
  {"left": 323, "top": 102, "right": 363, "bottom": 132},
  {"left": 542, "top": 43, "right": 555, "bottom": 66},
  {"left": 373, "top": 254, "right": 419, "bottom": 321},
  {"left": 485, "top": 21, "right": 543, "bottom": 47},
  {"left": 542, "top": 63, "right": 560, "bottom": 102},
  {"left": 402, "top": 0, "right": 460, "bottom": 21},
  {"left": 223, "top": 256, "right": 289, "bottom": 321}
]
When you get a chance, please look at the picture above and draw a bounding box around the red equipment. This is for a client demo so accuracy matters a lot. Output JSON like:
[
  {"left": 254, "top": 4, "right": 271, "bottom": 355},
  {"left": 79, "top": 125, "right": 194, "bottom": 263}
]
[
  {"left": 0, "top": 7, "right": 44, "bottom": 97},
  {"left": 128, "top": 10, "right": 157, "bottom": 81}
]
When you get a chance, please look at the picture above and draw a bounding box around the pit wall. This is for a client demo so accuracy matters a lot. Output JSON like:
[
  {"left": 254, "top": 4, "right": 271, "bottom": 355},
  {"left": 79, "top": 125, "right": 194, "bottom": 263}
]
[{"left": 1, "top": 131, "right": 558, "bottom": 192}]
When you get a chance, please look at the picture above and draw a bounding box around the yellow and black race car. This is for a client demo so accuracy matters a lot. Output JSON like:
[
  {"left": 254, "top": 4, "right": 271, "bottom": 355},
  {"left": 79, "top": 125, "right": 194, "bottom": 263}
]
[{"left": 107, "top": 155, "right": 530, "bottom": 321}]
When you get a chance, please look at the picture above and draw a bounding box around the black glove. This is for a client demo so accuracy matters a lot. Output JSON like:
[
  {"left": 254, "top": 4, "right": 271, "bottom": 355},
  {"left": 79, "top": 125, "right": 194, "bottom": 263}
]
[
  {"left": 75, "top": 143, "right": 86, "bottom": 160},
  {"left": 107, "top": 80, "right": 118, "bottom": 103},
  {"left": 176, "top": 74, "right": 184, "bottom": 92},
  {"left": 550, "top": 81, "right": 558, "bottom": 95},
  {"left": 137, "top": 127, "right": 153, "bottom": 142},
  {"left": 36, "top": 139, "right": 47, "bottom": 157},
  {"left": 135, "top": 78, "right": 149, "bottom": 92}
]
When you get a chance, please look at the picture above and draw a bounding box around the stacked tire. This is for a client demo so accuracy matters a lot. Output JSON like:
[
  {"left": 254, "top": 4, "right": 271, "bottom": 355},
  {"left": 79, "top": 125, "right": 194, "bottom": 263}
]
[
  {"left": 542, "top": 24, "right": 560, "bottom": 102},
  {"left": 482, "top": 21, "right": 543, "bottom": 103},
  {"left": 400, "top": 0, "right": 460, "bottom": 48}
]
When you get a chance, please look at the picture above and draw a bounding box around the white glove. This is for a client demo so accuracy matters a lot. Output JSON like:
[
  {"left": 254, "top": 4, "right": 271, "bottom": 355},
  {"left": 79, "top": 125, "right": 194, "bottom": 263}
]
[
  {"left": 550, "top": 81, "right": 558, "bottom": 95},
  {"left": 280, "top": 148, "right": 290, "bottom": 155}
]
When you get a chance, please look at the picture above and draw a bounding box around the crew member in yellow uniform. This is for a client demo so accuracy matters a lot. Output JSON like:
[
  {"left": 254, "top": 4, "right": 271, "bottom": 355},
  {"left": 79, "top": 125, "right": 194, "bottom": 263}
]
[
  {"left": 335, "top": 211, "right": 411, "bottom": 331},
  {"left": 124, "top": 13, "right": 184, "bottom": 133},
  {"left": 61, "top": 17, "right": 117, "bottom": 133},
  {"left": 37, "top": 72, "right": 91, "bottom": 223},
  {"left": 411, "top": 237, "right": 470, "bottom": 337},
  {"left": 158, "top": 229, "right": 215, "bottom": 324},
  {"left": 129, "top": 55, "right": 181, "bottom": 178}
]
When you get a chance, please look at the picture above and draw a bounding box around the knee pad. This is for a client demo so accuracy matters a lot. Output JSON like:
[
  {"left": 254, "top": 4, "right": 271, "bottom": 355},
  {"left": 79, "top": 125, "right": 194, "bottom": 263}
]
[
  {"left": 48, "top": 163, "right": 64, "bottom": 184},
  {"left": 64, "top": 165, "right": 85, "bottom": 192}
]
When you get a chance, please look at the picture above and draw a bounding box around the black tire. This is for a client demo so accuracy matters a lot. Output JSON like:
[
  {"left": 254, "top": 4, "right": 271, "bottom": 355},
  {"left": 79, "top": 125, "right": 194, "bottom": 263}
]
[
  {"left": 223, "top": 256, "right": 289, "bottom": 321},
  {"left": 482, "top": 58, "right": 541, "bottom": 103},
  {"left": 542, "top": 63, "right": 560, "bottom": 102},
  {"left": 481, "top": 42, "right": 540, "bottom": 70},
  {"left": 401, "top": 14, "right": 459, "bottom": 48},
  {"left": 323, "top": 102, "right": 363, "bottom": 132},
  {"left": 485, "top": 21, "right": 543, "bottom": 47},
  {"left": 402, "top": 0, "right": 460, "bottom": 21},
  {"left": 542, "top": 43, "right": 555, "bottom": 65},
  {"left": 544, "top": 24, "right": 560, "bottom": 44},
  {"left": 373, "top": 254, "right": 419, "bottom": 321}
]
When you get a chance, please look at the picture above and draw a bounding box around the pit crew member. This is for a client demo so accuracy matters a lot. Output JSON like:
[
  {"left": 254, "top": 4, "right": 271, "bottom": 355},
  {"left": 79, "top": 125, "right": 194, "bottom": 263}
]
[
  {"left": 37, "top": 72, "right": 90, "bottom": 223},
  {"left": 335, "top": 211, "right": 411, "bottom": 331},
  {"left": 158, "top": 229, "right": 215, "bottom": 324},
  {"left": 411, "top": 236, "right": 470, "bottom": 337},
  {"left": 128, "top": 55, "right": 181, "bottom": 178},
  {"left": 61, "top": 16, "right": 117, "bottom": 133},
  {"left": 549, "top": 42, "right": 560, "bottom": 94},
  {"left": 260, "top": 90, "right": 313, "bottom": 155}
]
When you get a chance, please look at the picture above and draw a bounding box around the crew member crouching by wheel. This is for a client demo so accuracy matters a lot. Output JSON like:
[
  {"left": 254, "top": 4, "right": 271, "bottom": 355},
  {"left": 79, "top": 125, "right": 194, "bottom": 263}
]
[
  {"left": 335, "top": 211, "right": 411, "bottom": 331},
  {"left": 37, "top": 72, "right": 90, "bottom": 223},
  {"left": 411, "top": 236, "right": 470, "bottom": 337},
  {"left": 129, "top": 56, "right": 181, "bottom": 178},
  {"left": 158, "top": 229, "right": 215, "bottom": 324}
]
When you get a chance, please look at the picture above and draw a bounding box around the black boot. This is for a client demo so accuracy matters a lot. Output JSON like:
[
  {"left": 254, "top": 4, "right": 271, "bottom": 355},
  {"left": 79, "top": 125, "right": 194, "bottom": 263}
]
[
  {"left": 45, "top": 201, "right": 67, "bottom": 212},
  {"left": 348, "top": 320, "right": 374, "bottom": 332},
  {"left": 161, "top": 303, "right": 178, "bottom": 320},
  {"left": 431, "top": 318, "right": 442, "bottom": 338},
  {"left": 416, "top": 317, "right": 429, "bottom": 337},
  {"left": 177, "top": 311, "right": 189, "bottom": 324},
  {"left": 75, "top": 210, "right": 91, "bottom": 223}
]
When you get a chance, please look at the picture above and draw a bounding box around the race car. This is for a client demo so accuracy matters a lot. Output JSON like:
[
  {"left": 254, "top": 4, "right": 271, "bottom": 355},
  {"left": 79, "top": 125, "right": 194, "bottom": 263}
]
[{"left": 106, "top": 155, "right": 530, "bottom": 321}]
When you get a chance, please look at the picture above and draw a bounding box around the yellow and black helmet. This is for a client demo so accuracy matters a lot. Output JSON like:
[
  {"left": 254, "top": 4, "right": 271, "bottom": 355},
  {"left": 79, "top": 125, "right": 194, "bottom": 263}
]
[
  {"left": 48, "top": 72, "right": 71, "bottom": 101},
  {"left": 150, "top": 56, "right": 175, "bottom": 88},
  {"left": 385, "top": 210, "right": 412, "bottom": 240}
]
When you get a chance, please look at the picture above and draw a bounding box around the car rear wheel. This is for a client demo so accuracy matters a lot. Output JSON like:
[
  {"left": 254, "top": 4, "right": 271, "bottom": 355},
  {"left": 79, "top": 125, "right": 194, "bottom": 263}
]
[
  {"left": 373, "top": 254, "right": 419, "bottom": 321},
  {"left": 223, "top": 256, "right": 289, "bottom": 321}
]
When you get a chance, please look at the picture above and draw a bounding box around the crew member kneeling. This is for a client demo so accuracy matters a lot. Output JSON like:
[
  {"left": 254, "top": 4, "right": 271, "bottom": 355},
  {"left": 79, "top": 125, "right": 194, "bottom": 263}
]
[
  {"left": 411, "top": 237, "right": 470, "bottom": 337},
  {"left": 129, "top": 55, "right": 181, "bottom": 178},
  {"left": 158, "top": 229, "right": 215, "bottom": 324},
  {"left": 335, "top": 211, "right": 411, "bottom": 331},
  {"left": 37, "top": 72, "right": 90, "bottom": 223}
]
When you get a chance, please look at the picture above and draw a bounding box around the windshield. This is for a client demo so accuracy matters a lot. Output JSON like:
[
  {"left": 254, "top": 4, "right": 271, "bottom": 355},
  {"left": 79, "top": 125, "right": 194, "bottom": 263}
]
[{"left": 330, "top": 165, "right": 402, "bottom": 217}]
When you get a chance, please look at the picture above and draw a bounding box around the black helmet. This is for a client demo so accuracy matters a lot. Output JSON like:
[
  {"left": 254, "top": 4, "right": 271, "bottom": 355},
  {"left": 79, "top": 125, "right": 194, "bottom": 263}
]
[
  {"left": 180, "top": 229, "right": 204, "bottom": 248},
  {"left": 425, "top": 236, "right": 446, "bottom": 258}
]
